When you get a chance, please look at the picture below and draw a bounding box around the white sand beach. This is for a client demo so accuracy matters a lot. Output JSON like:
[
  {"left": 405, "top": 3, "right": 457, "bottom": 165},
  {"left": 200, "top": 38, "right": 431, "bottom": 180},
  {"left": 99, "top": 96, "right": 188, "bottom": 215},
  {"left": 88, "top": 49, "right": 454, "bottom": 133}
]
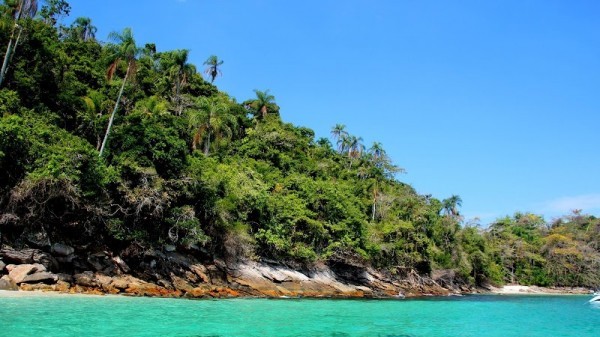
[{"left": 489, "top": 285, "right": 592, "bottom": 295}]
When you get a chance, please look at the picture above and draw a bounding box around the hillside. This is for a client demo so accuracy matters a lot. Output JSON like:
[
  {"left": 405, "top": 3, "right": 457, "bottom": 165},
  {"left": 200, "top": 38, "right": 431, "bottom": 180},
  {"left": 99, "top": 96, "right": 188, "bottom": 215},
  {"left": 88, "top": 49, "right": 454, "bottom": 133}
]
[{"left": 1, "top": 1, "right": 599, "bottom": 296}]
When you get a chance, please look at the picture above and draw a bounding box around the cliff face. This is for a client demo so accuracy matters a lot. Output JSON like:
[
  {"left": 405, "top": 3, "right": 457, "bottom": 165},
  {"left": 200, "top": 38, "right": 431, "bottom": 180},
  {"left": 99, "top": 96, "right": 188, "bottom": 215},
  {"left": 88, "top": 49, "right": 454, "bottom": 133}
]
[{"left": 0, "top": 243, "right": 459, "bottom": 298}]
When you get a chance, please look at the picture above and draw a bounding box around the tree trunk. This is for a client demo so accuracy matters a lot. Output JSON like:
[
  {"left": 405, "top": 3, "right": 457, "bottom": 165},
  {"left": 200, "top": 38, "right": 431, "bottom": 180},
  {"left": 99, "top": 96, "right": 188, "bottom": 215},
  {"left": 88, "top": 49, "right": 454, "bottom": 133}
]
[
  {"left": 0, "top": 24, "right": 20, "bottom": 87},
  {"left": 99, "top": 60, "right": 131, "bottom": 157},
  {"left": 175, "top": 70, "right": 182, "bottom": 115},
  {"left": 371, "top": 186, "right": 378, "bottom": 222},
  {"left": 261, "top": 105, "right": 267, "bottom": 119},
  {"left": 203, "top": 130, "right": 211, "bottom": 156}
]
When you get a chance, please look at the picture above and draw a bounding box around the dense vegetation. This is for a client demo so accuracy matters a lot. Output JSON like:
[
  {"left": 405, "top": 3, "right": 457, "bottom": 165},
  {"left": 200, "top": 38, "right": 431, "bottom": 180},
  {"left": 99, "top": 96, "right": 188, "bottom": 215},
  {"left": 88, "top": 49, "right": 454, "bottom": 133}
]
[{"left": 1, "top": 0, "right": 599, "bottom": 288}]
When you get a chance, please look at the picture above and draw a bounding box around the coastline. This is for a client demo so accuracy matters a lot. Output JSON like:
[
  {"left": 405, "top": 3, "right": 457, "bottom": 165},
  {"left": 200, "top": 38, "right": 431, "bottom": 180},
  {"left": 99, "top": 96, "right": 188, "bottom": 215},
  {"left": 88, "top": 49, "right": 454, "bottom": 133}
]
[
  {"left": 0, "top": 285, "right": 592, "bottom": 299},
  {"left": 487, "top": 285, "right": 592, "bottom": 295},
  {"left": 1, "top": 246, "right": 593, "bottom": 300}
]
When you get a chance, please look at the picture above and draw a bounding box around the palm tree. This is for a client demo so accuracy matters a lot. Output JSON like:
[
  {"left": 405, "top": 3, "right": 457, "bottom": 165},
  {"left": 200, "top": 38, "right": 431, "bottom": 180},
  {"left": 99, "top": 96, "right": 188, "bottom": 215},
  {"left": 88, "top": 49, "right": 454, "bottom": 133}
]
[
  {"left": 188, "top": 96, "right": 236, "bottom": 155},
  {"left": 346, "top": 135, "right": 364, "bottom": 158},
  {"left": 71, "top": 17, "right": 97, "bottom": 41},
  {"left": 171, "top": 49, "right": 195, "bottom": 115},
  {"left": 254, "top": 89, "right": 275, "bottom": 119},
  {"left": 345, "top": 135, "right": 364, "bottom": 169},
  {"left": 442, "top": 195, "right": 463, "bottom": 218},
  {"left": 203, "top": 55, "right": 223, "bottom": 83},
  {"left": 331, "top": 124, "right": 348, "bottom": 152},
  {"left": 81, "top": 90, "right": 107, "bottom": 150},
  {"left": 135, "top": 95, "right": 168, "bottom": 116},
  {"left": 0, "top": 0, "right": 38, "bottom": 86},
  {"left": 98, "top": 27, "right": 139, "bottom": 157},
  {"left": 369, "top": 142, "right": 385, "bottom": 161}
]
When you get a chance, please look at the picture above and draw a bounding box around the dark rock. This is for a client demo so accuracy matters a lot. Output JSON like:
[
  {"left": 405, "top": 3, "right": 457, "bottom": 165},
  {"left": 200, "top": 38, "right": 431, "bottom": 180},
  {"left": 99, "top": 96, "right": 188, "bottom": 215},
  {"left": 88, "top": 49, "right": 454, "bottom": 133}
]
[
  {"left": 0, "top": 259, "right": 5, "bottom": 273},
  {"left": 0, "top": 247, "right": 57, "bottom": 271},
  {"left": 164, "top": 245, "right": 176, "bottom": 252},
  {"left": 35, "top": 252, "right": 59, "bottom": 272},
  {"left": 74, "top": 271, "right": 97, "bottom": 287},
  {"left": 0, "top": 247, "right": 36, "bottom": 264},
  {"left": 51, "top": 243, "right": 75, "bottom": 256},
  {"left": 87, "top": 255, "right": 109, "bottom": 271},
  {"left": 165, "top": 252, "right": 193, "bottom": 267},
  {"left": 23, "top": 226, "right": 51, "bottom": 248},
  {"left": 57, "top": 273, "right": 73, "bottom": 283},
  {"left": 72, "top": 258, "right": 89, "bottom": 270},
  {"left": 0, "top": 275, "right": 18, "bottom": 291},
  {"left": 55, "top": 254, "right": 75, "bottom": 264}
]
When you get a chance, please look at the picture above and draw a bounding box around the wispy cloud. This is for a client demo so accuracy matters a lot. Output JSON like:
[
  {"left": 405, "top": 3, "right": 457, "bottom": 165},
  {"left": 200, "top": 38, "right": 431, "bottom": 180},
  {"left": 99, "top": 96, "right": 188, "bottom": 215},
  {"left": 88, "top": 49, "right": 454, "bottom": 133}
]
[{"left": 543, "top": 194, "right": 600, "bottom": 213}]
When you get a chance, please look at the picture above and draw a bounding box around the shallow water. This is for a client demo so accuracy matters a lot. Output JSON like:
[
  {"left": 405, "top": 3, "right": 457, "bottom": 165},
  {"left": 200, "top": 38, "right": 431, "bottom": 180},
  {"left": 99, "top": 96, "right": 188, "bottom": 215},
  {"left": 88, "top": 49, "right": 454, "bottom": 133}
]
[{"left": 1, "top": 293, "right": 599, "bottom": 336}]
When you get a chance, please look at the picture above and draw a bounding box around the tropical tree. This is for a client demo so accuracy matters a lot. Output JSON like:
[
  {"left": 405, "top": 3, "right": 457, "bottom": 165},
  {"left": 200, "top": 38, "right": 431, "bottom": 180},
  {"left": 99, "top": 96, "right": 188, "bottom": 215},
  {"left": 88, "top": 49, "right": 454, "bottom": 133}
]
[
  {"left": 171, "top": 49, "right": 195, "bottom": 115},
  {"left": 203, "top": 55, "right": 223, "bottom": 83},
  {"left": 253, "top": 89, "right": 275, "bottom": 119},
  {"left": 331, "top": 124, "right": 348, "bottom": 152},
  {"left": 70, "top": 16, "right": 96, "bottom": 41},
  {"left": 442, "top": 195, "right": 463, "bottom": 218},
  {"left": 345, "top": 135, "right": 363, "bottom": 158},
  {"left": 0, "top": 0, "right": 38, "bottom": 86},
  {"left": 188, "top": 96, "right": 236, "bottom": 155},
  {"left": 369, "top": 142, "right": 385, "bottom": 161},
  {"left": 98, "top": 27, "right": 139, "bottom": 157},
  {"left": 39, "top": 0, "right": 70, "bottom": 26}
]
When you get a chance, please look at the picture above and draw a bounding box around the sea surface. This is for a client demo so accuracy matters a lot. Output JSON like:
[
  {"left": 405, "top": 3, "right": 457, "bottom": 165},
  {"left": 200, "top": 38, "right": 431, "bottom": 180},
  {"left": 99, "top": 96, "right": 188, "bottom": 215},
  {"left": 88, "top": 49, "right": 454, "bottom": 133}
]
[{"left": 1, "top": 292, "right": 599, "bottom": 337}]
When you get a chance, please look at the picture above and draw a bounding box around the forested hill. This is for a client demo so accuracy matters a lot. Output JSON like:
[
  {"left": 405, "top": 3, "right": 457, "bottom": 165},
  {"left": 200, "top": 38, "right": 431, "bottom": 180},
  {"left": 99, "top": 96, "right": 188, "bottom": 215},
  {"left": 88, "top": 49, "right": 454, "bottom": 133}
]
[{"left": 1, "top": 0, "right": 599, "bottom": 290}]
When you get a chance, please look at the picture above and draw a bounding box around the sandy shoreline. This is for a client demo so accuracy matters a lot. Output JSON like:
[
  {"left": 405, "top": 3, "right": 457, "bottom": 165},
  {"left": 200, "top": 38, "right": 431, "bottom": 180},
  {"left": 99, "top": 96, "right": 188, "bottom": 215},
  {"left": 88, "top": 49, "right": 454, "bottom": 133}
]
[{"left": 488, "top": 285, "right": 593, "bottom": 295}]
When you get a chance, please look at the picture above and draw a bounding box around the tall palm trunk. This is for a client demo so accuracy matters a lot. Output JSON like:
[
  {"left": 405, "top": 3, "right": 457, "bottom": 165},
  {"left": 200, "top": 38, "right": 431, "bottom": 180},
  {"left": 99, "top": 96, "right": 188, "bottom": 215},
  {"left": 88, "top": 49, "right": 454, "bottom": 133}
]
[
  {"left": 203, "top": 116, "right": 212, "bottom": 155},
  {"left": 175, "top": 70, "right": 182, "bottom": 115},
  {"left": 371, "top": 184, "right": 378, "bottom": 222},
  {"left": 203, "top": 130, "right": 211, "bottom": 156},
  {"left": 99, "top": 60, "right": 132, "bottom": 157},
  {"left": 260, "top": 105, "right": 267, "bottom": 119},
  {"left": 0, "top": 24, "right": 21, "bottom": 87}
]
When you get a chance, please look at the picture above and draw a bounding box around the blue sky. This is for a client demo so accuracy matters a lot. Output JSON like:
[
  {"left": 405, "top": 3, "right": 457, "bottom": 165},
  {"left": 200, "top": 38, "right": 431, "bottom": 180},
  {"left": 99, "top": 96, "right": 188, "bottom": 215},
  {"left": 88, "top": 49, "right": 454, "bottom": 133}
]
[{"left": 66, "top": 0, "right": 600, "bottom": 225}]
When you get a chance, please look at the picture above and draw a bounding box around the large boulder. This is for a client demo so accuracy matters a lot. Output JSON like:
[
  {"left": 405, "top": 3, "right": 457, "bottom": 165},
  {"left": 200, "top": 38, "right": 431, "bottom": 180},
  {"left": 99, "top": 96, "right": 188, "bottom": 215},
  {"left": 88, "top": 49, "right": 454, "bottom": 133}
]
[
  {"left": 21, "top": 272, "right": 58, "bottom": 284},
  {"left": 0, "top": 259, "right": 5, "bottom": 273},
  {"left": 0, "top": 247, "right": 37, "bottom": 264},
  {"left": 6, "top": 264, "right": 44, "bottom": 283},
  {"left": 51, "top": 243, "right": 75, "bottom": 257},
  {"left": 74, "top": 271, "right": 97, "bottom": 287},
  {"left": 6, "top": 263, "right": 57, "bottom": 284}
]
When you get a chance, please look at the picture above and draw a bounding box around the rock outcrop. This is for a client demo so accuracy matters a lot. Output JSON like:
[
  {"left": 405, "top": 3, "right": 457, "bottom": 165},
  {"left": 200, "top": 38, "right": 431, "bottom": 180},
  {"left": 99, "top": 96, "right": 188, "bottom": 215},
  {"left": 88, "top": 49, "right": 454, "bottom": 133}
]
[
  {"left": 0, "top": 245, "right": 457, "bottom": 298},
  {"left": 6, "top": 263, "right": 58, "bottom": 284}
]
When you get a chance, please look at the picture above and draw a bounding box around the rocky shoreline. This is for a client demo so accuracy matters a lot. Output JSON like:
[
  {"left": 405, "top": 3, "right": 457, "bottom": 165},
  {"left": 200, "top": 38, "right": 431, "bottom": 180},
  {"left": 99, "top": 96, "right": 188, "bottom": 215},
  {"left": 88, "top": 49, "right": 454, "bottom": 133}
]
[
  {"left": 2, "top": 244, "right": 591, "bottom": 299},
  {"left": 0, "top": 244, "right": 468, "bottom": 299}
]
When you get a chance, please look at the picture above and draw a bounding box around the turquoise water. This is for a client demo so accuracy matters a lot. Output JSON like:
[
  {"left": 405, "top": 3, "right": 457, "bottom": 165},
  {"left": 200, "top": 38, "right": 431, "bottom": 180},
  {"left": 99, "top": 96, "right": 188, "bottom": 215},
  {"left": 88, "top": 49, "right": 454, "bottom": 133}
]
[{"left": 1, "top": 293, "right": 599, "bottom": 336}]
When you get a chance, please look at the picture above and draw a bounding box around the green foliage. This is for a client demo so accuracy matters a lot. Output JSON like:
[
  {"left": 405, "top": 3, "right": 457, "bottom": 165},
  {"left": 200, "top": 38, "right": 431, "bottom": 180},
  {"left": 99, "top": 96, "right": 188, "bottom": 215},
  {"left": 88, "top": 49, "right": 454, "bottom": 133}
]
[{"left": 0, "top": 4, "right": 597, "bottom": 290}]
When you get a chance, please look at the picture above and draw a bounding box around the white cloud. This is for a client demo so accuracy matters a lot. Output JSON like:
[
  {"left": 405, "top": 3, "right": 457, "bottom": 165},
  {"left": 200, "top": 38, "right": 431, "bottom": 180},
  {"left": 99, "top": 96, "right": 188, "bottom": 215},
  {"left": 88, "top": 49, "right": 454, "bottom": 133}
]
[{"left": 543, "top": 194, "right": 600, "bottom": 213}]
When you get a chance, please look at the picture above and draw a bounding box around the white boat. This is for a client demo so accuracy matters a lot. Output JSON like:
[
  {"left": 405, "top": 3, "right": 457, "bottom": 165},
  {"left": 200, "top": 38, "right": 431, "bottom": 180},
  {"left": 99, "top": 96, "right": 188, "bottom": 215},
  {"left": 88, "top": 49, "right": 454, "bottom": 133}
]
[{"left": 589, "top": 292, "right": 600, "bottom": 303}]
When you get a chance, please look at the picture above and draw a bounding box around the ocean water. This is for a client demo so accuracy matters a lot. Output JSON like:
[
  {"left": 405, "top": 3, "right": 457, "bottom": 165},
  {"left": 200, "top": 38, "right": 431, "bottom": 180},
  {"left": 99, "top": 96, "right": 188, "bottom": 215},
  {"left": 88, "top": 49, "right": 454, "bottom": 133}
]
[{"left": 1, "top": 293, "right": 599, "bottom": 337}]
